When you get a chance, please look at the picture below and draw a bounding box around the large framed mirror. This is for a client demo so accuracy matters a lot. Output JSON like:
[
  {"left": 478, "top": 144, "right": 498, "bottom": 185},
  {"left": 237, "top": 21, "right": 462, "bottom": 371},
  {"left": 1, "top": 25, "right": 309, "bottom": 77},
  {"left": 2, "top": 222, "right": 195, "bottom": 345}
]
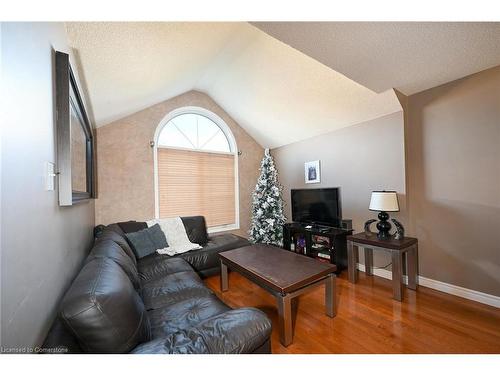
[{"left": 55, "top": 51, "right": 95, "bottom": 205}]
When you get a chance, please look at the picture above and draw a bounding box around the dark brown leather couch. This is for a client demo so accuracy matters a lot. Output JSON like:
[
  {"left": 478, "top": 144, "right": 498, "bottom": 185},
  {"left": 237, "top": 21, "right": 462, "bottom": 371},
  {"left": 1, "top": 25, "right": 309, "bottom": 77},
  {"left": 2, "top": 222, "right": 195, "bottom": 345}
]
[{"left": 42, "top": 216, "right": 272, "bottom": 354}]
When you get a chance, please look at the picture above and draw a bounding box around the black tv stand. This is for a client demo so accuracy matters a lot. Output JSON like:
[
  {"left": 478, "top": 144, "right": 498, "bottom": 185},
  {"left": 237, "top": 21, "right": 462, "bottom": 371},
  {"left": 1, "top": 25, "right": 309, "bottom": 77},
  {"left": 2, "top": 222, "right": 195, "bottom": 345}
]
[
  {"left": 303, "top": 224, "right": 331, "bottom": 232},
  {"left": 282, "top": 222, "right": 353, "bottom": 273}
]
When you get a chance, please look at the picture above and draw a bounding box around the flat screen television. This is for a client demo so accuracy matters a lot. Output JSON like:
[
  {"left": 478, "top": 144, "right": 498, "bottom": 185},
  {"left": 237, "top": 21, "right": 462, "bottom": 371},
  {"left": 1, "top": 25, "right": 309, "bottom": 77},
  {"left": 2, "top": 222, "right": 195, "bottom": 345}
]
[{"left": 291, "top": 188, "right": 342, "bottom": 227}]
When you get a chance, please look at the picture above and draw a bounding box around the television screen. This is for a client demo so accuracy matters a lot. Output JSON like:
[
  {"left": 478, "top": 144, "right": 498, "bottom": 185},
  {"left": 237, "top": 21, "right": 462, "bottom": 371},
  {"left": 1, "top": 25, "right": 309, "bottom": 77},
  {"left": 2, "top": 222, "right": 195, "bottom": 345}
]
[{"left": 291, "top": 188, "right": 342, "bottom": 227}]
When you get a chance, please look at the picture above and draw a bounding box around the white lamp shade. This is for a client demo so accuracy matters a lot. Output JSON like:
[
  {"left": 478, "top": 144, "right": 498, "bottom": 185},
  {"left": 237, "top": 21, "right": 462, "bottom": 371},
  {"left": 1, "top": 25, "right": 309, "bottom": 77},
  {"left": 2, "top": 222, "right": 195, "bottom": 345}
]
[{"left": 369, "top": 191, "right": 400, "bottom": 212}]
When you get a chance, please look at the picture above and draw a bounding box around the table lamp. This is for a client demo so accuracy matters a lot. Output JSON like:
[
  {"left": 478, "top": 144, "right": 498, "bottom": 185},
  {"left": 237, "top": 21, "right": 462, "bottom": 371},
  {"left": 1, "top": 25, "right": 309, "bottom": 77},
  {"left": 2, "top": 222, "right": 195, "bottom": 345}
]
[{"left": 369, "top": 191, "right": 400, "bottom": 239}]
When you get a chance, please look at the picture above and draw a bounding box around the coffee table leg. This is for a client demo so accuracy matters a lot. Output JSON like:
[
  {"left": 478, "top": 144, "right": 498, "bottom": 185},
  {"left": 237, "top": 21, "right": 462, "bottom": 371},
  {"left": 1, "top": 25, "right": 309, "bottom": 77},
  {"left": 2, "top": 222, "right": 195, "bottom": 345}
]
[
  {"left": 277, "top": 293, "right": 293, "bottom": 347},
  {"left": 325, "top": 273, "right": 336, "bottom": 317},
  {"left": 220, "top": 260, "right": 228, "bottom": 292}
]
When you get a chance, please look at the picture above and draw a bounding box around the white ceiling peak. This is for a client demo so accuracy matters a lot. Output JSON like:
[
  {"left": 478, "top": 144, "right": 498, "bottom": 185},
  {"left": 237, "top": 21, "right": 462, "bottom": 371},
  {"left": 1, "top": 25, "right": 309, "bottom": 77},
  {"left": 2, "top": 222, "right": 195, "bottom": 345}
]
[{"left": 196, "top": 23, "right": 402, "bottom": 148}]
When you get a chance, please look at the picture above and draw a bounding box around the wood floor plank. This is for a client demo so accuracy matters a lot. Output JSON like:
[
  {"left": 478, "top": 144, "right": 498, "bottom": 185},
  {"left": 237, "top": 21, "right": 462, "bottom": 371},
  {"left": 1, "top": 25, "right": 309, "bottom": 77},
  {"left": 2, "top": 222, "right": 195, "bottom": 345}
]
[{"left": 204, "top": 270, "right": 500, "bottom": 353}]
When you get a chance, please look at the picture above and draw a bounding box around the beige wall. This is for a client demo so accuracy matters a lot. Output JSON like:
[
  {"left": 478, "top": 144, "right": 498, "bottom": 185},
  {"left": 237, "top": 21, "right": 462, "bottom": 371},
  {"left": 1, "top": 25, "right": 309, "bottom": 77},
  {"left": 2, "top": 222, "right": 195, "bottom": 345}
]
[
  {"left": 95, "top": 90, "right": 263, "bottom": 236},
  {"left": 407, "top": 66, "right": 500, "bottom": 296},
  {"left": 1, "top": 23, "right": 95, "bottom": 348},
  {"left": 273, "top": 66, "right": 500, "bottom": 298},
  {"left": 272, "top": 111, "right": 407, "bottom": 268}
]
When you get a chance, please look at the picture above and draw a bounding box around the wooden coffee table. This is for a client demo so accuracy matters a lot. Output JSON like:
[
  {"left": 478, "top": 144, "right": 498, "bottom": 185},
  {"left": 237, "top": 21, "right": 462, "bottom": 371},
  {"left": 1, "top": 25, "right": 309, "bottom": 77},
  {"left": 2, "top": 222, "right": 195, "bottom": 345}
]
[{"left": 219, "top": 244, "right": 337, "bottom": 347}]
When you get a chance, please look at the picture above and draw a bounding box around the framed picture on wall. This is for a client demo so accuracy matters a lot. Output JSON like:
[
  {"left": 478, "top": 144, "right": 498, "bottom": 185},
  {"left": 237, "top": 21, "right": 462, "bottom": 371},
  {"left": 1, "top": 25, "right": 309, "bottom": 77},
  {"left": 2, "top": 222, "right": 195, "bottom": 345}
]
[{"left": 304, "top": 160, "right": 320, "bottom": 184}]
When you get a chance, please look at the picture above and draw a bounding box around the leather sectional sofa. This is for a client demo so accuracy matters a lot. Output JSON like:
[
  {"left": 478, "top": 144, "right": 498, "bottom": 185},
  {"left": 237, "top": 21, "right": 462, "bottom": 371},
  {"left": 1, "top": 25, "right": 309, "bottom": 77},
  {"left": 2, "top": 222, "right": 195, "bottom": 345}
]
[{"left": 42, "top": 216, "right": 272, "bottom": 354}]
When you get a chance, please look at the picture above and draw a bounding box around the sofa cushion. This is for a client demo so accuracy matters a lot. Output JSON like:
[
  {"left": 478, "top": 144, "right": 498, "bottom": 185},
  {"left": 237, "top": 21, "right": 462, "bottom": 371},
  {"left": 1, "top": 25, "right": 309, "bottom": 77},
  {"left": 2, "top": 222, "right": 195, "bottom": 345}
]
[
  {"left": 137, "top": 256, "right": 194, "bottom": 284},
  {"left": 181, "top": 216, "right": 209, "bottom": 245},
  {"left": 95, "top": 228, "right": 137, "bottom": 266},
  {"left": 148, "top": 295, "right": 230, "bottom": 339},
  {"left": 118, "top": 220, "right": 148, "bottom": 233},
  {"left": 175, "top": 233, "right": 250, "bottom": 273},
  {"left": 131, "top": 308, "right": 272, "bottom": 354},
  {"left": 86, "top": 239, "right": 140, "bottom": 290},
  {"left": 59, "top": 258, "right": 151, "bottom": 353},
  {"left": 141, "top": 271, "right": 213, "bottom": 310},
  {"left": 104, "top": 223, "right": 126, "bottom": 236},
  {"left": 125, "top": 224, "right": 168, "bottom": 259}
]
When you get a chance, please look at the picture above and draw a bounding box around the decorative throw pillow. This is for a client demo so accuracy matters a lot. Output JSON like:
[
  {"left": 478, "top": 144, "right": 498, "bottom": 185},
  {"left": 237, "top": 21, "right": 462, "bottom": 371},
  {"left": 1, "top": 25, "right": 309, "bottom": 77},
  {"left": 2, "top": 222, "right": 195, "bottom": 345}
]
[{"left": 125, "top": 224, "right": 168, "bottom": 259}]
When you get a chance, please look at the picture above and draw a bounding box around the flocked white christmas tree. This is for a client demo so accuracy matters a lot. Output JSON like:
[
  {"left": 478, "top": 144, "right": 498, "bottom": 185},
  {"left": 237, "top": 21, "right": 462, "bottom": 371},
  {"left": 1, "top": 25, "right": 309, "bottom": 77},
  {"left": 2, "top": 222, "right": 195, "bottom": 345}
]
[{"left": 249, "top": 149, "right": 286, "bottom": 246}]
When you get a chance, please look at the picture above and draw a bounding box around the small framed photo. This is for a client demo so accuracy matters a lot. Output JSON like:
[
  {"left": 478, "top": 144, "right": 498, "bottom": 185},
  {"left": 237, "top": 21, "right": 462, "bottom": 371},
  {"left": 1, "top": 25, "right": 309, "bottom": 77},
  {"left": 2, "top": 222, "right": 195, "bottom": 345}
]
[{"left": 304, "top": 160, "right": 320, "bottom": 184}]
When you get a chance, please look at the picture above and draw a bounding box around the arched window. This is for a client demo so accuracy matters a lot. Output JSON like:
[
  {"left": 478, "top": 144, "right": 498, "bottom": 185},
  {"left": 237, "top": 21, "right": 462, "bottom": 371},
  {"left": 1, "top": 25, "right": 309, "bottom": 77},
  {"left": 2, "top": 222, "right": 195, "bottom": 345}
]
[{"left": 154, "top": 107, "right": 239, "bottom": 231}]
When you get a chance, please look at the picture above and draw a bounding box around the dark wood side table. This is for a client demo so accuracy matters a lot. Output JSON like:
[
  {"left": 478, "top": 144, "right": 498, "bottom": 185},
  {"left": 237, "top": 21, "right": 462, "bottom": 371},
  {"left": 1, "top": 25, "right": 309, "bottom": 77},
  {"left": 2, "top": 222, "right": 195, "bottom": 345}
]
[{"left": 346, "top": 232, "right": 418, "bottom": 301}]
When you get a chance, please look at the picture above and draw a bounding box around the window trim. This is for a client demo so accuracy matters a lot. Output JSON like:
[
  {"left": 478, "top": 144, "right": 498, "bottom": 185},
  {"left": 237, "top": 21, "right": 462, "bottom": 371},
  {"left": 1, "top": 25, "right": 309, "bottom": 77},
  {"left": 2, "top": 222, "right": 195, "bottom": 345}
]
[{"left": 153, "top": 106, "right": 240, "bottom": 233}]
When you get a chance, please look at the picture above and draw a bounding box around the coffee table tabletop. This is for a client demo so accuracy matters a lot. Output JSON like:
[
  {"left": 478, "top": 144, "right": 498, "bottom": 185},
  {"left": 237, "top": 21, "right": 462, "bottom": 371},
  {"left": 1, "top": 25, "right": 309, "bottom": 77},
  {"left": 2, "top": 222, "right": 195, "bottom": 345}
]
[
  {"left": 219, "top": 244, "right": 337, "bottom": 294},
  {"left": 219, "top": 244, "right": 338, "bottom": 347}
]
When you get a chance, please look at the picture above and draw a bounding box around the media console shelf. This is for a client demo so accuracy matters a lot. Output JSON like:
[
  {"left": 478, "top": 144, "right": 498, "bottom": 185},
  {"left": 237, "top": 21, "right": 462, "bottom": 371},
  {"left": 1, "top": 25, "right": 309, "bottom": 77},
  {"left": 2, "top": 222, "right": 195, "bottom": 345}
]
[{"left": 282, "top": 222, "right": 353, "bottom": 274}]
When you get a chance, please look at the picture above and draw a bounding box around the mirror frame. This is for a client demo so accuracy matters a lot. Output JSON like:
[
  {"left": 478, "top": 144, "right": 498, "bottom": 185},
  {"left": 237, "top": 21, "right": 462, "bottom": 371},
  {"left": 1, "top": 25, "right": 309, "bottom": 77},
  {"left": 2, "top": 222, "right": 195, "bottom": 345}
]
[{"left": 55, "top": 51, "right": 96, "bottom": 205}]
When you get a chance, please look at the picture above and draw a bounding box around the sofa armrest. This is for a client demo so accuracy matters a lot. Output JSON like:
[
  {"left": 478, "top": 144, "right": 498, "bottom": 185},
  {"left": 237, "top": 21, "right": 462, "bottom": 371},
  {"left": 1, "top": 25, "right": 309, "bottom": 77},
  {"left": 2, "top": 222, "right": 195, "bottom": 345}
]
[{"left": 131, "top": 308, "right": 272, "bottom": 354}]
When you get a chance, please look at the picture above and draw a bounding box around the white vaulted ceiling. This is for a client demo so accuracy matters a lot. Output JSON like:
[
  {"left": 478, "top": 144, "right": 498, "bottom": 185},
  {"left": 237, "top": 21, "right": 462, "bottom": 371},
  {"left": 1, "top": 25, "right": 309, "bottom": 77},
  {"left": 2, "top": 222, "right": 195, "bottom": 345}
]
[
  {"left": 66, "top": 22, "right": 500, "bottom": 148},
  {"left": 65, "top": 22, "right": 401, "bottom": 148},
  {"left": 66, "top": 22, "right": 238, "bottom": 127}
]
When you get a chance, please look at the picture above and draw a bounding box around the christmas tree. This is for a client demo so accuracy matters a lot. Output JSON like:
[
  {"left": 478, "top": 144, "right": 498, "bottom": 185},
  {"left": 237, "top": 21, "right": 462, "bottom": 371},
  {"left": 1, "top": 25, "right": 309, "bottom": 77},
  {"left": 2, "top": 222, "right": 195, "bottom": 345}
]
[{"left": 249, "top": 149, "right": 286, "bottom": 246}]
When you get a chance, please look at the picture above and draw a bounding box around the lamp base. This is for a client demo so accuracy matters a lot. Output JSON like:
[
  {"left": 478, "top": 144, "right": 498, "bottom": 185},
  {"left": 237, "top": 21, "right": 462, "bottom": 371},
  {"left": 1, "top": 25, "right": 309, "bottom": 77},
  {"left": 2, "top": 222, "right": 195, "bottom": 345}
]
[{"left": 376, "top": 211, "right": 392, "bottom": 239}]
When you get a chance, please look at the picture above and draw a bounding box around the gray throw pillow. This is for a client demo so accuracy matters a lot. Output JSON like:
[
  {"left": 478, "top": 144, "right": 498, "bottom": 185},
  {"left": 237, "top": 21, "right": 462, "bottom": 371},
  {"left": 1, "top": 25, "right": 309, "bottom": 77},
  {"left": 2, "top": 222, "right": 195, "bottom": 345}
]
[{"left": 125, "top": 224, "right": 168, "bottom": 259}]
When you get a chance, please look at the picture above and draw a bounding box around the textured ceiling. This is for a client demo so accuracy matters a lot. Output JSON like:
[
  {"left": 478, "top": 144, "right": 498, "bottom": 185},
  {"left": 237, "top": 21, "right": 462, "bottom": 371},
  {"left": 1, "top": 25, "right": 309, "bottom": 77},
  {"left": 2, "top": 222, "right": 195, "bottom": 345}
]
[
  {"left": 252, "top": 22, "right": 500, "bottom": 95},
  {"left": 66, "top": 22, "right": 401, "bottom": 148},
  {"left": 196, "top": 24, "right": 401, "bottom": 149},
  {"left": 66, "top": 22, "right": 238, "bottom": 127}
]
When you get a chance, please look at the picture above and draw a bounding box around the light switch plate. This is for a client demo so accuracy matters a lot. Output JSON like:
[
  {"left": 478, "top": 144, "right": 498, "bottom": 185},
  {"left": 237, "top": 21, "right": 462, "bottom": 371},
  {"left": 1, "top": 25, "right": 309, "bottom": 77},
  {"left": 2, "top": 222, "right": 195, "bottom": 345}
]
[{"left": 45, "top": 162, "right": 56, "bottom": 191}]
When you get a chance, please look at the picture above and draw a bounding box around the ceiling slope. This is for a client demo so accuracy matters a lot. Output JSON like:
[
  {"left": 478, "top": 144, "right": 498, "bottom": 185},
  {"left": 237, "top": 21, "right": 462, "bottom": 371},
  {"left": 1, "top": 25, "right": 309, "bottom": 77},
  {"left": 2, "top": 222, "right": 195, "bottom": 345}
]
[
  {"left": 196, "top": 23, "right": 401, "bottom": 148},
  {"left": 66, "top": 22, "right": 405, "bottom": 148},
  {"left": 66, "top": 22, "right": 240, "bottom": 126},
  {"left": 252, "top": 22, "right": 500, "bottom": 95}
]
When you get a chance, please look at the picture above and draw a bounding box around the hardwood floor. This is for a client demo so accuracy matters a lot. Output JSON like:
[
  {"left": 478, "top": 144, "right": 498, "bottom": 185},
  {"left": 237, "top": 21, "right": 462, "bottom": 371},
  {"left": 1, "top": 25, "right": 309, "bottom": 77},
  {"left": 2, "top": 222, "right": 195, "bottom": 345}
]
[{"left": 204, "top": 270, "right": 500, "bottom": 353}]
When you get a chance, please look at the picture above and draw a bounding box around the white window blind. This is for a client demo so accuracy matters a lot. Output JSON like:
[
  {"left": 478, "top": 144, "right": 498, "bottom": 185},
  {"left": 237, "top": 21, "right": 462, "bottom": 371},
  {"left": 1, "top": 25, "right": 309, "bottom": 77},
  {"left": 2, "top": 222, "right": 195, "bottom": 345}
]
[{"left": 157, "top": 147, "right": 236, "bottom": 227}]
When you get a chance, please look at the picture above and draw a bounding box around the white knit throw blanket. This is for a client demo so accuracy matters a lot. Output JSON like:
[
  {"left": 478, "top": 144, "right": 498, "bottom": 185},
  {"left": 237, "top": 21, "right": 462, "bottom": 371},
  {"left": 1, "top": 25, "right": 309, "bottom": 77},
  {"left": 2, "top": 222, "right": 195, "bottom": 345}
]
[{"left": 146, "top": 217, "right": 202, "bottom": 256}]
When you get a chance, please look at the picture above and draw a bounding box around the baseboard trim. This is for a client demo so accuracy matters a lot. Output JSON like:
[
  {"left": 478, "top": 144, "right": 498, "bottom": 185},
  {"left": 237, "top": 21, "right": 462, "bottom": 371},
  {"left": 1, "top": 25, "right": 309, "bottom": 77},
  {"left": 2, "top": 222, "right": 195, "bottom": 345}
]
[{"left": 356, "top": 263, "right": 500, "bottom": 308}]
